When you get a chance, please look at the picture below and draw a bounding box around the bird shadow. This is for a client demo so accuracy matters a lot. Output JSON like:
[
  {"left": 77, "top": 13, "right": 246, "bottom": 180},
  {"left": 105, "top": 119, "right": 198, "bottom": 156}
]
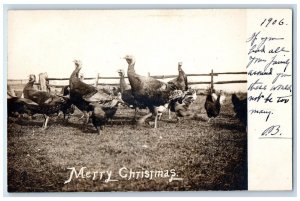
[
  {"left": 9, "top": 118, "right": 44, "bottom": 127},
  {"left": 163, "top": 119, "right": 179, "bottom": 124},
  {"left": 213, "top": 122, "right": 246, "bottom": 132},
  {"left": 219, "top": 113, "right": 235, "bottom": 119},
  {"left": 55, "top": 116, "right": 138, "bottom": 134},
  {"left": 53, "top": 119, "right": 97, "bottom": 134}
]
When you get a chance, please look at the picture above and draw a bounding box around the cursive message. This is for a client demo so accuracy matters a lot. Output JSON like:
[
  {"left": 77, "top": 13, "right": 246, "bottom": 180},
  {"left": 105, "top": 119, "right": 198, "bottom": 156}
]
[{"left": 246, "top": 17, "right": 292, "bottom": 139}]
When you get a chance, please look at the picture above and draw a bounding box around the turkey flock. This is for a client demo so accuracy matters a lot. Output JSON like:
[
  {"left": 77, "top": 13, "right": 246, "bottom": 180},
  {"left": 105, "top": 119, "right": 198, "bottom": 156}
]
[{"left": 7, "top": 55, "right": 247, "bottom": 135}]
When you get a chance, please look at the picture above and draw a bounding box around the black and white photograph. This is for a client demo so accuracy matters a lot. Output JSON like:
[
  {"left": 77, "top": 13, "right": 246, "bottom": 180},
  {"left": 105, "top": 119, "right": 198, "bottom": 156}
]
[{"left": 5, "top": 8, "right": 293, "bottom": 192}]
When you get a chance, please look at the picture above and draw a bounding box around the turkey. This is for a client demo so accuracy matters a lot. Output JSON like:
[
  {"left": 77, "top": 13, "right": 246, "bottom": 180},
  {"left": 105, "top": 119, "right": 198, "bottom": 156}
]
[
  {"left": 7, "top": 85, "right": 17, "bottom": 98},
  {"left": 117, "top": 69, "right": 147, "bottom": 119},
  {"left": 153, "top": 89, "right": 195, "bottom": 121},
  {"left": 112, "top": 87, "right": 120, "bottom": 96},
  {"left": 166, "top": 62, "right": 192, "bottom": 119},
  {"left": 69, "top": 60, "right": 112, "bottom": 124},
  {"left": 8, "top": 97, "right": 38, "bottom": 117},
  {"left": 23, "top": 74, "right": 54, "bottom": 105},
  {"left": 8, "top": 95, "right": 69, "bottom": 129},
  {"left": 89, "top": 95, "right": 125, "bottom": 135},
  {"left": 149, "top": 90, "right": 196, "bottom": 128},
  {"left": 232, "top": 94, "right": 247, "bottom": 126},
  {"left": 168, "top": 89, "right": 197, "bottom": 121},
  {"left": 204, "top": 89, "right": 226, "bottom": 122},
  {"left": 22, "top": 74, "right": 74, "bottom": 121},
  {"left": 59, "top": 85, "right": 75, "bottom": 120},
  {"left": 69, "top": 60, "right": 123, "bottom": 134},
  {"left": 167, "top": 62, "right": 188, "bottom": 91},
  {"left": 123, "top": 55, "right": 195, "bottom": 128},
  {"left": 124, "top": 55, "right": 179, "bottom": 128},
  {"left": 118, "top": 69, "right": 131, "bottom": 92}
]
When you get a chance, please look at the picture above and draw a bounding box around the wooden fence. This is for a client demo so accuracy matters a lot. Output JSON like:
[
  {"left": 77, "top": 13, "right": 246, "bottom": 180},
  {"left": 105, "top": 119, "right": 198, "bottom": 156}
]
[{"left": 7, "top": 70, "right": 247, "bottom": 92}]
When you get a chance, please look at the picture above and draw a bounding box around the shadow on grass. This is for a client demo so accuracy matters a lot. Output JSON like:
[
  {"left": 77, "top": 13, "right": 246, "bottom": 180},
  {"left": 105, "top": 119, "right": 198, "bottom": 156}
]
[
  {"left": 9, "top": 118, "right": 45, "bottom": 127},
  {"left": 213, "top": 122, "right": 246, "bottom": 132}
]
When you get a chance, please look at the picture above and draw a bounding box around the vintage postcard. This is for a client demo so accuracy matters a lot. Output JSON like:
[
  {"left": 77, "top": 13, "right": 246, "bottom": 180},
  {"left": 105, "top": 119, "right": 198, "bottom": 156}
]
[{"left": 5, "top": 8, "right": 293, "bottom": 192}]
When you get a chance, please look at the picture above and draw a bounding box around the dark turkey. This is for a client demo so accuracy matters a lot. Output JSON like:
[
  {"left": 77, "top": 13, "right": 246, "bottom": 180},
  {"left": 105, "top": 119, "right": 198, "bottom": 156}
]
[
  {"left": 8, "top": 96, "right": 69, "bottom": 129},
  {"left": 124, "top": 55, "right": 176, "bottom": 128},
  {"left": 60, "top": 85, "right": 75, "bottom": 120},
  {"left": 23, "top": 74, "right": 53, "bottom": 105},
  {"left": 204, "top": 89, "right": 226, "bottom": 121},
  {"left": 89, "top": 97, "right": 124, "bottom": 135},
  {"left": 69, "top": 60, "right": 112, "bottom": 124},
  {"left": 117, "top": 69, "right": 147, "bottom": 119},
  {"left": 167, "top": 62, "right": 188, "bottom": 91},
  {"left": 18, "top": 74, "right": 73, "bottom": 128},
  {"left": 8, "top": 97, "right": 37, "bottom": 117},
  {"left": 232, "top": 94, "right": 247, "bottom": 126}
]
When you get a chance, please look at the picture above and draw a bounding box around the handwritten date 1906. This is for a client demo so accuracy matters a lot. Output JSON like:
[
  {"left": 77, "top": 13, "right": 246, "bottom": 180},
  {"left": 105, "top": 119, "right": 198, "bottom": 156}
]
[
  {"left": 260, "top": 18, "right": 286, "bottom": 27},
  {"left": 261, "top": 125, "right": 281, "bottom": 136}
]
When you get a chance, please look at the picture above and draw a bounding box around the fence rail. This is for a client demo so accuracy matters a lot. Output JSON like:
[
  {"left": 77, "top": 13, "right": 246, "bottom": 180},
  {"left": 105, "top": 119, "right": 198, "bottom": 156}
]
[{"left": 7, "top": 70, "right": 247, "bottom": 91}]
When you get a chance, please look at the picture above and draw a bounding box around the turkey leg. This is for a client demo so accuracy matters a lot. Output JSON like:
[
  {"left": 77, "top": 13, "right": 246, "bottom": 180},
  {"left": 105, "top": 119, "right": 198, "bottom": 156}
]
[
  {"left": 168, "top": 109, "right": 172, "bottom": 119},
  {"left": 154, "top": 113, "right": 159, "bottom": 129},
  {"left": 43, "top": 115, "right": 50, "bottom": 129}
]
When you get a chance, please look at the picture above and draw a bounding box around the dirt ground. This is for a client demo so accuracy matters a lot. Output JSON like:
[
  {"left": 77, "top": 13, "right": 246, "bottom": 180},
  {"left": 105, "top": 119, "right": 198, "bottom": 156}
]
[{"left": 7, "top": 94, "right": 247, "bottom": 192}]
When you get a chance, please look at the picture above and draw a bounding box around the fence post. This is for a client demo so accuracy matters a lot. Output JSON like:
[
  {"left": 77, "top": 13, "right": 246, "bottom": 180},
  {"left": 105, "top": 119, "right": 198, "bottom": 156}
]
[
  {"left": 39, "top": 72, "right": 48, "bottom": 92},
  {"left": 210, "top": 69, "right": 214, "bottom": 91},
  {"left": 95, "top": 73, "right": 100, "bottom": 87}
]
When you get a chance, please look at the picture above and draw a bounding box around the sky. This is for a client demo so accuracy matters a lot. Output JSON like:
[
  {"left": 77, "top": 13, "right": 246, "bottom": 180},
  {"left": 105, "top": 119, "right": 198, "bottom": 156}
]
[{"left": 7, "top": 9, "right": 247, "bottom": 92}]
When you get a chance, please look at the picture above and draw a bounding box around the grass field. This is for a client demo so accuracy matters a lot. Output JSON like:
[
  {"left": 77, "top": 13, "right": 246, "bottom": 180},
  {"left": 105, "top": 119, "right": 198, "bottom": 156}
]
[{"left": 7, "top": 94, "right": 247, "bottom": 192}]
